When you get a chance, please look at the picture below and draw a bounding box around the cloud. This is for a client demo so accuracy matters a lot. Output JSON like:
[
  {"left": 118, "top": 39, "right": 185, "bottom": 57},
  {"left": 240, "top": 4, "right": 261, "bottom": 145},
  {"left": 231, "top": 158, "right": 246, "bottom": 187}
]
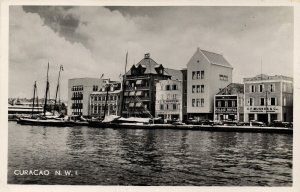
[
  {"left": 9, "top": 6, "right": 293, "bottom": 100},
  {"left": 9, "top": 6, "right": 98, "bottom": 100}
]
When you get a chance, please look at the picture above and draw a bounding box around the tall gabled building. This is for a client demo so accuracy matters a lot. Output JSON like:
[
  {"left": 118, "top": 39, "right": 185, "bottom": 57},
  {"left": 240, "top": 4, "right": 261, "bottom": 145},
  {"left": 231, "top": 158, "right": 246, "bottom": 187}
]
[
  {"left": 122, "top": 53, "right": 171, "bottom": 118},
  {"left": 186, "top": 48, "right": 233, "bottom": 120}
]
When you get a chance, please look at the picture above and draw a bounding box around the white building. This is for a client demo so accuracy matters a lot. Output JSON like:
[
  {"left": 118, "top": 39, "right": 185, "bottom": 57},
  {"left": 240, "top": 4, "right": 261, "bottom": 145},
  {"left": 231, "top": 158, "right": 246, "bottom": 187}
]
[
  {"left": 155, "top": 79, "right": 182, "bottom": 121},
  {"left": 68, "top": 78, "right": 105, "bottom": 116},
  {"left": 243, "top": 74, "right": 293, "bottom": 123},
  {"left": 90, "top": 81, "right": 122, "bottom": 117},
  {"left": 186, "top": 47, "right": 233, "bottom": 120}
]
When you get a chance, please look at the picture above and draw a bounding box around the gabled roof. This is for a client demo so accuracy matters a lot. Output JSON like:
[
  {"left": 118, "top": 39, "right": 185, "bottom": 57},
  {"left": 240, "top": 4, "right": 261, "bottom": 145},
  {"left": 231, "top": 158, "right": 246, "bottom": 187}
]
[
  {"left": 217, "top": 83, "right": 244, "bottom": 95},
  {"left": 164, "top": 68, "right": 183, "bottom": 81},
  {"left": 136, "top": 57, "right": 161, "bottom": 74},
  {"left": 125, "top": 53, "right": 170, "bottom": 76},
  {"left": 200, "top": 49, "right": 233, "bottom": 68}
]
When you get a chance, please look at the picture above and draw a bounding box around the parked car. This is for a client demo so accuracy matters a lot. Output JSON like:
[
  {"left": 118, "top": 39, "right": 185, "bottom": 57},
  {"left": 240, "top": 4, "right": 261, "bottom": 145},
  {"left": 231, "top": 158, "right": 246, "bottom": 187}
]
[
  {"left": 172, "top": 121, "right": 186, "bottom": 125},
  {"left": 213, "top": 120, "right": 223, "bottom": 125},
  {"left": 250, "top": 120, "right": 265, "bottom": 127},
  {"left": 186, "top": 118, "right": 199, "bottom": 125},
  {"left": 200, "top": 119, "right": 214, "bottom": 125},
  {"left": 236, "top": 122, "right": 250, "bottom": 126},
  {"left": 222, "top": 119, "right": 237, "bottom": 126},
  {"left": 270, "top": 120, "right": 293, "bottom": 128}
]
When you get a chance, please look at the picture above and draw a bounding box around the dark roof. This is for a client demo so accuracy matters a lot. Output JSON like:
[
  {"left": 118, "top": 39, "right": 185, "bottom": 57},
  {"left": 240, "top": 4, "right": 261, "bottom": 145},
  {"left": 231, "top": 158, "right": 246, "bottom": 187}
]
[
  {"left": 200, "top": 49, "right": 233, "bottom": 68},
  {"left": 217, "top": 83, "right": 244, "bottom": 95},
  {"left": 164, "top": 68, "right": 183, "bottom": 81},
  {"left": 136, "top": 57, "right": 161, "bottom": 74},
  {"left": 125, "top": 54, "right": 170, "bottom": 76}
]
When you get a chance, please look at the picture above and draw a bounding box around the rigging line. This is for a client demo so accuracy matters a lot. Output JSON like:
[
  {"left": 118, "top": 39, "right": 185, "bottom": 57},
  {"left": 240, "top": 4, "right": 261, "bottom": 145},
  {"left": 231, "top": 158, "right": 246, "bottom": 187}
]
[{"left": 127, "top": 83, "right": 152, "bottom": 118}]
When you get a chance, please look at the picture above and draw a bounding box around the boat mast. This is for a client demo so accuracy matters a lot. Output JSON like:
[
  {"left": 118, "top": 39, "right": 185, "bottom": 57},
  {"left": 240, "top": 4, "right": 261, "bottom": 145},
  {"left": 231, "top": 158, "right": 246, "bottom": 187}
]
[
  {"left": 54, "top": 65, "right": 63, "bottom": 114},
  {"left": 43, "top": 62, "right": 50, "bottom": 116},
  {"left": 32, "top": 81, "right": 37, "bottom": 118},
  {"left": 120, "top": 51, "right": 128, "bottom": 117}
]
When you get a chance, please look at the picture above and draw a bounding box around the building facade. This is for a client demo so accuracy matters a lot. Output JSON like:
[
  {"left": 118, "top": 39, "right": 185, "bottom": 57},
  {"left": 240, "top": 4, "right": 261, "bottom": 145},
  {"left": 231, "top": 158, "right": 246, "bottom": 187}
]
[
  {"left": 68, "top": 78, "right": 104, "bottom": 116},
  {"left": 122, "top": 53, "right": 171, "bottom": 118},
  {"left": 90, "top": 81, "right": 122, "bottom": 117},
  {"left": 186, "top": 48, "right": 233, "bottom": 120},
  {"left": 214, "top": 83, "right": 244, "bottom": 121},
  {"left": 243, "top": 74, "right": 293, "bottom": 124},
  {"left": 155, "top": 79, "right": 182, "bottom": 121}
]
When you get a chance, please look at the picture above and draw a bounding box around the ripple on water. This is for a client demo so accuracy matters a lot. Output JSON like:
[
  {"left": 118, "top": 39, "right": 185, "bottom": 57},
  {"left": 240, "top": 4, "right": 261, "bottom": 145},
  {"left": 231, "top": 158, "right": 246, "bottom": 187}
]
[{"left": 8, "top": 122, "right": 293, "bottom": 186}]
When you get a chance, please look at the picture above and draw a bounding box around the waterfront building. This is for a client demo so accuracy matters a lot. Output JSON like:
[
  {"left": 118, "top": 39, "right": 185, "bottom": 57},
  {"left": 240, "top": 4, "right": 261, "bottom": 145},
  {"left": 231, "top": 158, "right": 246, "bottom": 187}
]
[
  {"left": 155, "top": 79, "right": 182, "bottom": 121},
  {"left": 186, "top": 47, "right": 233, "bottom": 120},
  {"left": 214, "top": 83, "right": 244, "bottom": 121},
  {"left": 122, "top": 53, "right": 171, "bottom": 118},
  {"left": 243, "top": 74, "right": 293, "bottom": 123},
  {"left": 90, "top": 80, "right": 122, "bottom": 117},
  {"left": 68, "top": 78, "right": 104, "bottom": 116}
]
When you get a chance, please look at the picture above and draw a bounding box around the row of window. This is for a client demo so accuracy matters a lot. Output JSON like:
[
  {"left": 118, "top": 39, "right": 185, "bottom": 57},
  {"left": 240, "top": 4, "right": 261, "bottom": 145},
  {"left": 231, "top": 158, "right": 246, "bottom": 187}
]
[
  {"left": 71, "top": 103, "right": 83, "bottom": 109},
  {"left": 91, "top": 95, "right": 120, "bottom": 101},
  {"left": 219, "top": 74, "right": 229, "bottom": 81},
  {"left": 164, "top": 84, "right": 178, "bottom": 91},
  {"left": 72, "top": 85, "right": 83, "bottom": 91},
  {"left": 192, "top": 98, "right": 205, "bottom": 107},
  {"left": 192, "top": 85, "right": 204, "bottom": 93},
  {"left": 249, "top": 84, "right": 276, "bottom": 93},
  {"left": 159, "top": 103, "right": 179, "bottom": 110},
  {"left": 192, "top": 71, "right": 205, "bottom": 80},
  {"left": 217, "top": 100, "right": 237, "bottom": 108},
  {"left": 247, "top": 97, "right": 277, "bottom": 106},
  {"left": 160, "top": 94, "right": 178, "bottom": 100},
  {"left": 91, "top": 105, "right": 117, "bottom": 114},
  {"left": 72, "top": 92, "right": 83, "bottom": 100}
]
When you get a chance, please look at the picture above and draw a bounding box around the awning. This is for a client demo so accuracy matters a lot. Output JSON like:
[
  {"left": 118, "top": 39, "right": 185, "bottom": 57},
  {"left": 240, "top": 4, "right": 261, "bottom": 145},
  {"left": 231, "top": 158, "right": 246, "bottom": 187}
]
[
  {"left": 129, "top": 91, "right": 135, "bottom": 96},
  {"left": 129, "top": 103, "right": 135, "bottom": 107},
  {"left": 136, "top": 102, "right": 143, "bottom": 107},
  {"left": 136, "top": 80, "right": 143, "bottom": 85},
  {"left": 136, "top": 91, "right": 143, "bottom": 96}
]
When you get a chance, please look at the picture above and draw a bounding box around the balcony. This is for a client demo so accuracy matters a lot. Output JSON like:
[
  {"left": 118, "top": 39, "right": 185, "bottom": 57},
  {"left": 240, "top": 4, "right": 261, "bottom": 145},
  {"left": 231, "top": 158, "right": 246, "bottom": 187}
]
[
  {"left": 71, "top": 104, "right": 83, "bottom": 109},
  {"left": 71, "top": 96, "right": 83, "bottom": 100}
]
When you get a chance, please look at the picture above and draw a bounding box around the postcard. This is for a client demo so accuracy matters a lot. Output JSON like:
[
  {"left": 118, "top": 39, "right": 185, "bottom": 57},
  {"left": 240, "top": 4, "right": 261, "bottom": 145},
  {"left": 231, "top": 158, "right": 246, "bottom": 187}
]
[{"left": 1, "top": 0, "right": 299, "bottom": 192}]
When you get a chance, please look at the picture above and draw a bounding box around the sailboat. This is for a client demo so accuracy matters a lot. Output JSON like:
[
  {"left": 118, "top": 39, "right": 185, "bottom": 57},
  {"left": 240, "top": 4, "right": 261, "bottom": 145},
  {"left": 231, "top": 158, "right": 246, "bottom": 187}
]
[
  {"left": 17, "top": 63, "right": 73, "bottom": 127},
  {"left": 88, "top": 52, "right": 157, "bottom": 128}
]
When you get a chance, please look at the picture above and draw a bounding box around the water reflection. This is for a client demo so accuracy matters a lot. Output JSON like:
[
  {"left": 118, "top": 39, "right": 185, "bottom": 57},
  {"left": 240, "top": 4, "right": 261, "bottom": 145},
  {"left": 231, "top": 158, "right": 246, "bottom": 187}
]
[{"left": 8, "top": 122, "right": 292, "bottom": 186}]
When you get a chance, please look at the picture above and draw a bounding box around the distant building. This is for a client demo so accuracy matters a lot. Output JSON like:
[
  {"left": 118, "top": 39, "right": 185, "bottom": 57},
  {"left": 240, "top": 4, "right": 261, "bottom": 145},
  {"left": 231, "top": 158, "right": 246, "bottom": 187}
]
[
  {"left": 155, "top": 79, "right": 182, "bottom": 121},
  {"left": 186, "top": 48, "right": 233, "bottom": 120},
  {"left": 214, "top": 83, "right": 244, "bottom": 121},
  {"left": 122, "top": 53, "right": 171, "bottom": 118},
  {"left": 243, "top": 74, "right": 293, "bottom": 123},
  {"left": 68, "top": 78, "right": 104, "bottom": 116},
  {"left": 90, "top": 80, "right": 122, "bottom": 117}
]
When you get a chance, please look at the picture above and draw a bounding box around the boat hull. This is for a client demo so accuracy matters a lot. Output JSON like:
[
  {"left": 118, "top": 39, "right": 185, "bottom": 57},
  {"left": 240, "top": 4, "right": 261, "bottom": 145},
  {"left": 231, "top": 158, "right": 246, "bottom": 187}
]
[{"left": 17, "top": 118, "right": 74, "bottom": 127}]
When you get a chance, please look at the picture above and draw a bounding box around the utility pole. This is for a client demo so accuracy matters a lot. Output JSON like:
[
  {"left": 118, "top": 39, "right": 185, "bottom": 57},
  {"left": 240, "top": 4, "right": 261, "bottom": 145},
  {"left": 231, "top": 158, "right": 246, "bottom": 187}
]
[{"left": 265, "top": 90, "right": 269, "bottom": 125}]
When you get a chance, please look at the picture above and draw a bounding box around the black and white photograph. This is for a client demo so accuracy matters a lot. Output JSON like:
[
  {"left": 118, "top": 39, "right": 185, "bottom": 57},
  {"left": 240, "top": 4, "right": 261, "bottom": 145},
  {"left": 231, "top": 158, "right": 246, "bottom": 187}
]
[{"left": 1, "top": 0, "right": 299, "bottom": 191}]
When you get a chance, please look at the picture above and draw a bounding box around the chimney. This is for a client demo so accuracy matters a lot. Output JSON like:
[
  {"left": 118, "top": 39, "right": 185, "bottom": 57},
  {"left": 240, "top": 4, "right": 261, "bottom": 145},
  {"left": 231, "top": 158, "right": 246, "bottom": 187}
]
[{"left": 144, "top": 53, "right": 150, "bottom": 59}]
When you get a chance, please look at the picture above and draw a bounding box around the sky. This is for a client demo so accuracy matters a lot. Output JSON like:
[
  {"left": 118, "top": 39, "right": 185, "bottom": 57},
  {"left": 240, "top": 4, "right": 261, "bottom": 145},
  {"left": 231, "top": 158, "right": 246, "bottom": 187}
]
[{"left": 9, "top": 6, "right": 293, "bottom": 100}]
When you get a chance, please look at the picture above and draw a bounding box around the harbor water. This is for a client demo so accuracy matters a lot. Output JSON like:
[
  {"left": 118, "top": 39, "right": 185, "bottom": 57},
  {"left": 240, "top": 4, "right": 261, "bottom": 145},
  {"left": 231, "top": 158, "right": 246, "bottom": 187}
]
[{"left": 8, "top": 121, "right": 292, "bottom": 186}]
